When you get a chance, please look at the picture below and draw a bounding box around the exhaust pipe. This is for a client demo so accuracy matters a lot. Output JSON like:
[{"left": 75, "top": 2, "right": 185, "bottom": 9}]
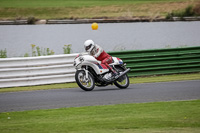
[{"left": 115, "top": 68, "right": 130, "bottom": 79}]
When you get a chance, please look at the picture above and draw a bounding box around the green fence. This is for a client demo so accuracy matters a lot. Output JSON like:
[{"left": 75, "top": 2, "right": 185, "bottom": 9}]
[{"left": 108, "top": 46, "right": 200, "bottom": 77}]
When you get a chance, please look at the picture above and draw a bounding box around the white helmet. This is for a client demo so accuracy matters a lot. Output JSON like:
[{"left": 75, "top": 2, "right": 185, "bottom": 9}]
[{"left": 84, "top": 40, "right": 95, "bottom": 52}]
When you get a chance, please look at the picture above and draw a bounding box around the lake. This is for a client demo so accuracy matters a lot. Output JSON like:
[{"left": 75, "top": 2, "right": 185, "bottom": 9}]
[{"left": 0, "top": 21, "right": 200, "bottom": 57}]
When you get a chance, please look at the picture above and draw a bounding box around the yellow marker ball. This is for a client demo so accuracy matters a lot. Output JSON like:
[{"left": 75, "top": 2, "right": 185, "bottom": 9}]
[{"left": 91, "top": 22, "right": 98, "bottom": 30}]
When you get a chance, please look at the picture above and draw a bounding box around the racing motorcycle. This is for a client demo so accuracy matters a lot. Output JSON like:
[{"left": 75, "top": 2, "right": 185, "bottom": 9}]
[{"left": 73, "top": 53, "right": 130, "bottom": 91}]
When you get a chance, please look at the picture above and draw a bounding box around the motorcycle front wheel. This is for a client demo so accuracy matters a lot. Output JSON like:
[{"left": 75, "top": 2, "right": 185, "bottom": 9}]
[
  {"left": 75, "top": 70, "right": 95, "bottom": 91},
  {"left": 114, "top": 67, "right": 130, "bottom": 89}
]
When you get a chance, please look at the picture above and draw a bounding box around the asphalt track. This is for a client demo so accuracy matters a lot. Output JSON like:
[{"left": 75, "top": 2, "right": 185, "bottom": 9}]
[{"left": 0, "top": 80, "right": 200, "bottom": 112}]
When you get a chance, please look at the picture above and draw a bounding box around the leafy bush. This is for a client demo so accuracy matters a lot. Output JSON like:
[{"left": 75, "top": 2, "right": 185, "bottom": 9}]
[
  {"left": 63, "top": 44, "right": 72, "bottom": 54},
  {"left": 166, "top": 5, "right": 200, "bottom": 19},
  {"left": 27, "top": 17, "right": 37, "bottom": 24},
  {"left": 193, "top": 3, "right": 200, "bottom": 15},
  {"left": 31, "top": 44, "right": 54, "bottom": 56},
  {"left": 2, "top": 44, "right": 72, "bottom": 58},
  {"left": 0, "top": 49, "right": 7, "bottom": 58},
  {"left": 24, "top": 53, "right": 29, "bottom": 57}
]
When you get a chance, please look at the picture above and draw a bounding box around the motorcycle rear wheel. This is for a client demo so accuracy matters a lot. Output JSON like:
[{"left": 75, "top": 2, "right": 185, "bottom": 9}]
[{"left": 75, "top": 70, "right": 95, "bottom": 91}]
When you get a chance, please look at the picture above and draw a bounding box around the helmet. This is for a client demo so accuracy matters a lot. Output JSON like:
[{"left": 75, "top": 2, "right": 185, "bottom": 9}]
[{"left": 84, "top": 40, "right": 95, "bottom": 52}]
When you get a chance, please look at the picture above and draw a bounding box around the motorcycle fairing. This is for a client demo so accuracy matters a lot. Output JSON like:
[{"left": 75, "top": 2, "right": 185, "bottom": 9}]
[
  {"left": 75, "top": 55, "right": 109, "bottom": 75},
  {"left": 96, "top": 64, "right": 108, "bottom": 69},
  {"left": 74, "top": 54, "right": 123, "bottom": 75},
  {"left": 110, "top": 57, "right": 123, "bottom": 65}
]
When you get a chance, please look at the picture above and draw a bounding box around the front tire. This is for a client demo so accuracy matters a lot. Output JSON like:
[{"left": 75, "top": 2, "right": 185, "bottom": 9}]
[
  {"left": 114, "top": 66, "right": 130, "bottom": 89},
  {"left": 75, "top": 70, "right": 95, "bottom": 91}
]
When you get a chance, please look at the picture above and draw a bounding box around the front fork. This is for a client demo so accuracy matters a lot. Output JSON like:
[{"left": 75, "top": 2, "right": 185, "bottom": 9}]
[{"left": 82, "top": 66, "right": 89, "bottom": 82}]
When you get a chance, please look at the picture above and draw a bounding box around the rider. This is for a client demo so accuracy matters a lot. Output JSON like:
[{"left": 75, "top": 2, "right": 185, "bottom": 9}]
[{"left": 84, "top": 39, "right": 119, "bottom": 78}]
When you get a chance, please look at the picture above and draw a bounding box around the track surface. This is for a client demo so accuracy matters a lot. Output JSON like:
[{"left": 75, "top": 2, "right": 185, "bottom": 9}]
[{"left": 0, "top": 80, "right": 200, "bottom": 112}]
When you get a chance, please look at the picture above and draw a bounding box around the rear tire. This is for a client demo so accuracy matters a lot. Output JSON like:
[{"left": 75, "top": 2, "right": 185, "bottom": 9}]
[
  {"left": 114, "top": 66, "right": 130, "bottom": 89},
  {"left": 75, "top": 70, "right": 95, "bottom": 91}
]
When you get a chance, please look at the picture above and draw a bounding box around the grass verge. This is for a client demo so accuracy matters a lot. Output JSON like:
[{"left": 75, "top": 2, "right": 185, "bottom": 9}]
[
  {"left": 0, "top": 100, "right": 199, "bottom": 133},
  {"left": 0, "top": 72, "right": 200, "bottom": 93},
  {"left": 0, "top": 0, "right": 198, "bottom": 20}
]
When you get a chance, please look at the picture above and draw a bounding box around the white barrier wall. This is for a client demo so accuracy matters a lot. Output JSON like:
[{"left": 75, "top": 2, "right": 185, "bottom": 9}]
[{"left": 0, "top": 54, "right": 78, "bottom": 88}]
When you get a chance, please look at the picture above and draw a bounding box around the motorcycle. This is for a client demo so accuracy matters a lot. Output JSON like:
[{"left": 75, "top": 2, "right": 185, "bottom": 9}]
[{"left": 73, "top": 53, "right": 130, "bottom": 91}]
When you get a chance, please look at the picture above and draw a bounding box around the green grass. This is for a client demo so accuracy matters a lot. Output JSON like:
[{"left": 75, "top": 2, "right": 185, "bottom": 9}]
[
  {"left": 0, "top": 0, "right": 197, "bottom": 19},
  {"left": 0, "top": 0, "right": 189, "bottom": 8},
  {"left": 0, "top": 72, "right": 200, "bottom": 93},
  {"left": 0, "top": 100, "right": 199, "bottom": 133}
]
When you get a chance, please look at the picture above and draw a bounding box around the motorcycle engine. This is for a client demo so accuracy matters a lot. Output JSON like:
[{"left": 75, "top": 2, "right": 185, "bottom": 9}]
[{"left": 103, "top": 72, "right": 112, "bottom": 81}]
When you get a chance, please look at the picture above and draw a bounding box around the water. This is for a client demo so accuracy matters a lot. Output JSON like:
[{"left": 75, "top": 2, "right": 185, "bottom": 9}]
[{"left": 0, "top": 22, "right": 200, "bottom": 57}]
